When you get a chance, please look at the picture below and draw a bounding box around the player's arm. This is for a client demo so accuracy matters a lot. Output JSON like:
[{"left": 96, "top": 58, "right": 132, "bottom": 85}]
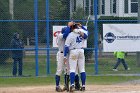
[
  {"left": 74, "top": 23, "right": 89, "bottom": 39},
  {"left": 64, "top": 34, "right": 73, "bottom": 58},
  {"left": 74, "top": 29, "right": 88, "bottom": 39},
  {"left": 81, "top": 26, "right": 88, "bottom": 31},
  {"left": 64, "top": 45, "right": 69, "bottom": 58},
  {"left": 64, "top": 37, "right": 71, "bottom": 57},
  {"left": 80, "top": 25, "right": 89, "bottom": 39},
  {"left": 77, "top": 23, "right": 88, "bottom": 31},
  {"left": 79, "top": 31, "right": 88, "bottom": 39},
  {"left": 63, "top": 22, "right": 74, "bottom": 39},
  {"left": 63, "top": 27, "right": 70, "bottom": 39},
  {"left": 57, "top": 27, "right": 69, "bottom": 39},
  {"left": 64, "top": 45, "right": 70, "bottom": 64}
]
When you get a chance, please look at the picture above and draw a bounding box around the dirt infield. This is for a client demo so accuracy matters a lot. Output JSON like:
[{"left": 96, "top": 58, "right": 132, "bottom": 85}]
[{"left": 1, "top": 85, "right": 140, "bottom": 93}]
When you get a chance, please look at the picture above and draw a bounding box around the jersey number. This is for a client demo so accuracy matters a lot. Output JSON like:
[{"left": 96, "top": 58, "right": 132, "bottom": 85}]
[{"left": 76, "top": 36, "right": 82, "bottom": 43}]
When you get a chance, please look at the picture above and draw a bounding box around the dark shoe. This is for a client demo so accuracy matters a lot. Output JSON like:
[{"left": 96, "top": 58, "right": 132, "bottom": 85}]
[
  {"left": 80, "top": 87, "right": 85, "bottom": 91},
  {"left": 56, "top": 86, "right": 63, "bottom": 92},
  {"left": 70, "top": 85, "right": 75, "bottom": 92},
  {"left": 63, "top": 85, "right": 69, "bottom": 91},
  {"left": 75, "top": 83, "right": 80, "bottom": 91}
]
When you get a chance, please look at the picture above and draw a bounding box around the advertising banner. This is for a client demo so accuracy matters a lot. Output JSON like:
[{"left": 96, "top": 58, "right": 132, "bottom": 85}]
[{"left": 103, "top": 24, "right": 140, "bottom": 52}]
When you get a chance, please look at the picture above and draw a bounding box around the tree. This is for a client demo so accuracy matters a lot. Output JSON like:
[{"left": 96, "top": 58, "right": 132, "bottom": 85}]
[
  {"left": 49, "top": 0, "right": 67, "bottom": 20},
  {"left": 13, "top": 0, "right": 68, "bottom": 45},
  {"left": 0, "top": 0, "right": 12, "bottom": 63}
]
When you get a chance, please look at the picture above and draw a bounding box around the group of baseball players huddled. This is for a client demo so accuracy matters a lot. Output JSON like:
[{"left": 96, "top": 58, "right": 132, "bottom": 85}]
[{"left": 55, "top": 21, "right": 88, "bottom": 92}]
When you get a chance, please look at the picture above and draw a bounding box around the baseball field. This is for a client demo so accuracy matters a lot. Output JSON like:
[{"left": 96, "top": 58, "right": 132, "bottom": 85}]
[
  {"left": 0, "top": 55, "right": 140, "bottom": 93},
  {"left": 1, "top": 76, "right": 140, "bottom": 93}
]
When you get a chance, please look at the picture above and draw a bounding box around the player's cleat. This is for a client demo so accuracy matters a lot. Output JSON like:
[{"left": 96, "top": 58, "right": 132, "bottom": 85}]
[
  {"left": 56, "top": 86, "right": 63, "bottom": 92},
  {"left": 70, "top": 85, "right": 75, "bottom": 92},
  {"left": 80, "top": 87, "right": 85, "bottom": 91},
  {"left": 75, "top": 83, "right": 80, "bottom": 91},
  {"left": 112, "top": 69, "right": 118, "bottom": 71},
  {"left": 63, "top": 85, "right": 69, "bottom": 91}
]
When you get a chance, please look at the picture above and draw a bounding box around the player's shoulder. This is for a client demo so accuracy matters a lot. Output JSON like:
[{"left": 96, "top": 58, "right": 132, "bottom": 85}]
[
  {"left": 69, "top": 32, "right": 78, "bottom": 37},
  {"left": 57, "top": 33, "right": 64, "bottom": 39}
]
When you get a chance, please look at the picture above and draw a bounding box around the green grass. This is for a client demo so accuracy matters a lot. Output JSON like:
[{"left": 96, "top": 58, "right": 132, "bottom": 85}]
[
  {"left": 0, "top": 54, "right": 140, "bottom": 87},
  {"left": 0, "top": 77, "right": 55, "bottom": 87},
  {"left": 98, "top": 55, "right": 140, "bottom": 74},
  {"left": 0, "top": 76, "right": 140, "bottom": 87},
  {"left": 0, "top": 55, "right": 139, "bottom": 76}
]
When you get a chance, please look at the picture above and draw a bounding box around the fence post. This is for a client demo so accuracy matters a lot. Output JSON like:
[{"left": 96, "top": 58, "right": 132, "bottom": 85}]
[
  {"left": 94, "top": 0, "right": 98, "bottom": 75},
  {"left": 46, "top": 0, "right": 50, "bottom": 74},
  {"left": 34, "top": 0, "right": 39, "bottom": 76}
]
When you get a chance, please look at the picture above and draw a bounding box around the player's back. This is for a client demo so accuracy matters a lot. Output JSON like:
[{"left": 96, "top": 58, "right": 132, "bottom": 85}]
[
  {"left": 65, "top": 32, "right": 83, "bottom": 50},
  {"left": 57, "top": 34, "right": 65, "bottom": 52}
]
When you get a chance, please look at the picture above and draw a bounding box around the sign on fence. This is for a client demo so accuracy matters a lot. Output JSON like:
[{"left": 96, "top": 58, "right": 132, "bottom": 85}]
[
  {"left": 53, "top": 26, "right": 66, "bottom": 47},
  {"left": 103, "top": 24, "right": 140, "bottom": 52},
  {"left": 53, "top": 26, "right": 87, "bottom": 48}
]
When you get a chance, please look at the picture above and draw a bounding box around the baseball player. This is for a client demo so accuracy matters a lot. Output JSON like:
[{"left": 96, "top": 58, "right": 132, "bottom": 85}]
[
  {"left": 55, "top": 22, "right": 73, "bottom": 92},
  {"left": 64, "top": 23, "right": 88, "bottom": 91},
  {"left": 55, "top": 22, "right": 88, "bottom": 92},
  {"left": 64, "top": 24, "right": 88, "bottom": 92},
  {"left": 71, "top": 23, "right": 88, "bottom": 91}
]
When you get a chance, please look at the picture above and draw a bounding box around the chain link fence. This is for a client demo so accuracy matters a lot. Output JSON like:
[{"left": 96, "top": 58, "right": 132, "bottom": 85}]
[
  {"left": 98, "top": 0, "right": 139, "bottom": 75},
  {"left": 0, "top": 0, "right": 139, "bottom": 77}
]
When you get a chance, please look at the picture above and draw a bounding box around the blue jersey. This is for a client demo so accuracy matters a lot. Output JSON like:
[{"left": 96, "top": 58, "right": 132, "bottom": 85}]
[{"left": 63, "top": 26, "right": 71, "bottom": 39}]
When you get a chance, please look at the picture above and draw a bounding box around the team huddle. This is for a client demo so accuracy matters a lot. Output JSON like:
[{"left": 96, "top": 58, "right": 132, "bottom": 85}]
[{"left": 55, "top": 21, "right": 88, "bottom": 92}]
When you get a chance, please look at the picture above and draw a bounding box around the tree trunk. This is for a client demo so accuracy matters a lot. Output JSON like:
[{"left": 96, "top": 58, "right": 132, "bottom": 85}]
[{"left": 9, "top": 0, "right": 14, "bottom": 19}]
